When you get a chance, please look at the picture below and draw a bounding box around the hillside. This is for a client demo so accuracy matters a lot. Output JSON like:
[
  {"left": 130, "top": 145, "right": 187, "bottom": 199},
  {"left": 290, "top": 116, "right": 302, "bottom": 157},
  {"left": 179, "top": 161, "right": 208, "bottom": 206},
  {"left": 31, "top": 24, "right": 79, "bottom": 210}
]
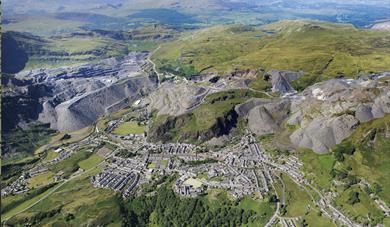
[
  {"left": 1, "top": 31, "right": 127, "bottom": 73},
  {"left": 1, "top": 27, "right": 174, "bottom": 73},
  {"left": 152, "top": 20, "right": 390, "bottom": 89}
]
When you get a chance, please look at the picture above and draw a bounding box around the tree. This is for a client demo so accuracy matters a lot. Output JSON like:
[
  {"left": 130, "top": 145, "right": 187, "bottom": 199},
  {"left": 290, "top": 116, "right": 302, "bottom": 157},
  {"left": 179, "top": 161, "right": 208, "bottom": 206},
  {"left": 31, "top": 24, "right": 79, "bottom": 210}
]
[
  {"left": 65, "top": 213, "right": 75, "bottom": 221},
  {"left": 373, "top": 183, "right": 382, "bottom": 194},
  {"left": 333, "top": 141, "right": 355, "bottom": 162},
  {"left": 280, "top": 205, "right": 287, "bottom": 215},
  {"left": 300, "top": 219, "right": 308, "bottom": 227},
  {"left": 347, "top": 191, "right": 360, "bottom": 205},
  {"left": 268, "top": 195, "right": 278, "bottom": 203}
]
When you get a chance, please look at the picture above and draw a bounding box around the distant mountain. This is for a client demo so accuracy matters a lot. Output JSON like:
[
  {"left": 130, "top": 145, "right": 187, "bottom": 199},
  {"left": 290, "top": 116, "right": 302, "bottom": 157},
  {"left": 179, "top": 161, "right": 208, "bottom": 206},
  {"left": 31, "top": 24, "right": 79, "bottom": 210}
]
[
  {"left": 4, "top": 0, "right": 389, "bottom": 26},
  {"left": 1, "top": 32, "right": 30, "bottom": 74},
  {"left": 372, "top": 21, "right": 390, "bottom": 31}
]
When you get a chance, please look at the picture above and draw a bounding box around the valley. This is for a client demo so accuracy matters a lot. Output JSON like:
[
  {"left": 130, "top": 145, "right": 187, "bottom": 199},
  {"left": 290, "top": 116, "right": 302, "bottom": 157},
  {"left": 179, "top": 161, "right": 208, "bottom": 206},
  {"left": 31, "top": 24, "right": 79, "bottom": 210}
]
[
  {"left": 1, "top": 1, "right": 390, "bottom": 226},
  {"left": 2, "top": 43, "right": 390, "bottom": 225}
]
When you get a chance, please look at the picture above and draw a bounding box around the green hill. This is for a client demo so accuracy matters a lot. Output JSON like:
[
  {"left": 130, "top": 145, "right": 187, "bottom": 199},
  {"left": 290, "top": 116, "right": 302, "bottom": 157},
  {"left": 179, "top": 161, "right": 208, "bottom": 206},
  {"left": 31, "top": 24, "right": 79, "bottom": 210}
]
[
  {"left": 149, "top": 89, "right": 269, "bottom": 143},
  {"left": 298, "top": 114, "right": 390, "bottom": 225},
  {"left": 152, "top": 20, "right": 390, "bottom": 89}
]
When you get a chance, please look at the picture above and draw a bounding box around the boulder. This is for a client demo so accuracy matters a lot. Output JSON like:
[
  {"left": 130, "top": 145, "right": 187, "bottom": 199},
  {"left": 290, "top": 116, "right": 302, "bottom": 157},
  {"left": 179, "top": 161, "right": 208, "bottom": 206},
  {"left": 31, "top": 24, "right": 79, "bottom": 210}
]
[{"left": 355, "top": 105, "right": 374, "bottom": 123}]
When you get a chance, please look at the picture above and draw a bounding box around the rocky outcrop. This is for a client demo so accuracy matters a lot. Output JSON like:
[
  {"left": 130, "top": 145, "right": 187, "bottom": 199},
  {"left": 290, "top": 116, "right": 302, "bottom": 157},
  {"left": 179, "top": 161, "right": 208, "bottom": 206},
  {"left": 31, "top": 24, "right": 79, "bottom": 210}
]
[
  {"left": 290, "top": 115, "right": 359, "bottom": 153},
  {"left": 265, "top": 70, "right": 303, "bottom": 94},
  {"left": 235, "top": 77, "right": 390, "bottom": 153},
  {"left": 288, "top": 78, "right": 390, "bottom": 153},
  {"left": 192, "top": 69, "right": 258, "bottom": 90},
  {"left": 148, "top": 82, "right": 207, "bottom": 116},
  {"left": 235, "top": 98, "right": 270, "bottom": 116},
  {"left": 372, "top": 21, "right": 390, "bottom": 31},
  {"left": 51, "top": 76, "right": 155, "bottom": 131},
  {"left": 148, "top": 108, "right": 238, "bottom": 143},
  {"left": 236, "top": 98, "right": 291, "bottom": 136}
]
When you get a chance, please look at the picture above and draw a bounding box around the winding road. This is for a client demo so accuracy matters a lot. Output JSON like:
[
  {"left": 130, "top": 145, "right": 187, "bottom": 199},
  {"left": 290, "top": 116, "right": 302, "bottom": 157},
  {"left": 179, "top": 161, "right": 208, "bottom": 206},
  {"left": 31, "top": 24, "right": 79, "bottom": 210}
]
[{"left": 147, "top": 45, "right": 162, "bottom": 85}]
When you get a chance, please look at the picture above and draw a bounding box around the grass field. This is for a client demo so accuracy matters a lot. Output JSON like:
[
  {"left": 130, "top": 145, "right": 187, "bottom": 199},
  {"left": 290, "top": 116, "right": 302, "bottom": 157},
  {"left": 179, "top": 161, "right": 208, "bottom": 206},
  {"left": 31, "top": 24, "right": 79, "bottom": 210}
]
[
  {"left": 35, "top": 126, "right": 93, "bottom": 156},
  {"left": 334, "top": 185, "right": 384, "bottom": 225},
  {"left": 345, "top": 116, "right": 390, "bottom": 204},
  {"left": 78, "top": 154, "right": 104, "bottom": 170},
  {"left": 147, "top": 163, "right": 157, "bottom": 169},
  {"left": 43, "top": 150, "right": 59, "bottom": 162},
  {"left": 27, "top": 172, "right": 54, "bottom": 189},
  {"left": 2, "top": 184, "right": 57, "bottom": 221},
  {"left": 238, "top": 196, "right": 274, "bottom": 214},
  {"left": 238, "top": 196, "right": 276, "bottom": 227},
  {"left": 5, "top": 29, "right": 129, "bottom": 72},
  {"left": 23, "top": 34, "right": 128, "bottom": 70},
  {"left": 299, "top": 149, "right": 335, "bottom": 190},
  {"left": 304, "top": 209, "right": 336, "bottom": 227},
  {"left": 3, "top": 15, "right": 85, "bottom": 36},
  {"left": 50, "top": 37, "right": 107, "bottom": 54},
  {"left": 273, "top": 173, "right": 334, "bottom": 225},
  {"left": 160, "top": 160, "right": 168, "bottom": 167},
  {"left": 7, "top": 170, "right": 120, "bottom": 226},
  {"left": 279, "top": 173, "right": 313, "bottom": 217},
  {"left": 183, "top": 178, "right": 203, "bottom": 188},
  {"left": 49, "top": 148, "right": 93, "bottom": 178},
  {"left": 113, "top": 121, "right": 145, "bottom": 135},
  {"left": 1, "top": 194, "right": 24, "bottom": 214}
]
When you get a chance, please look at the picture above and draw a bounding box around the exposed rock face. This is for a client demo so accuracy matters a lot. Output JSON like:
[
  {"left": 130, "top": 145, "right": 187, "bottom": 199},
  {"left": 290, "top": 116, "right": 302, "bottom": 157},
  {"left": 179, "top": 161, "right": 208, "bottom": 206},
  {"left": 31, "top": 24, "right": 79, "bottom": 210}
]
[
  {"left": 148, "top": 108, "right": 238, "bottom": 143},
  {"left": 50, "top": 77, "right": 155, "bottom": 131},
  {"left": 372, "top": 21, "right": 390, "bottom": 31},
  {"left": 235, "top": 98, "right": 269, "bottom": 116},
  {"left": 2, "top": 53, "right": 157, "bottom": 132},
  {"left": 355, "top": 105, "right": 374, "bottom": 123},
  {"left": 265, "top": 70, "right": 303, "bottom": 94},
  {"left": 288, "top": 78, "right": 390, "bottom": 153},
  {"left": 290, "top": 115, "right": 359, "bottom": 153},
  {"left": 148, "top": 82, "right": 207, "bottom": 116},
  {"left": 239, "top": 99, "right": 290, "bottom": 136},
  {"left": 236, "top": 77, "right": 390, "bottom": 153},
  {"left": 192, "top": 69, "right": 258, "bottom": 90}
]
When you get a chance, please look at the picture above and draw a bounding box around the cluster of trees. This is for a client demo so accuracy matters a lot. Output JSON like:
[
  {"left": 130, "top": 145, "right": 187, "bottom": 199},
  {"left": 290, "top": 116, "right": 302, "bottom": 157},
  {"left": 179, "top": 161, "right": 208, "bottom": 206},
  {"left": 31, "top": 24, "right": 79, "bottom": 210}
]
[
  {"left": 184, "top": 158, "right": 218, "bottom": 166},
  {"left": 333, "top": 141, "right": 355, "bottom": 162},
  {"left": 348, "top": 191, "right": 360, "bottom": 205},
  {"left": 115, "top": 149, "right": 137, "bottom": 158},
  {"left": 330, "top": 169, "right": 359, "bottom": 189},
  {"left": 1, "top": 157, "right": 40, "bottom": 188},
  {"left": 363, "top": 182, "right": 382, "bottom": 196},
  {"left": 119, "top": 185, "right": 260, "bottom": 227},
  {"left": 159, "top": 60, "right": 199, "bottom": 78},
  {"left": 1, "top": 184, "right": 56, "bottom": 214},
  {"left": 7, "top": 205, "right": 62, "bottom": 226}
]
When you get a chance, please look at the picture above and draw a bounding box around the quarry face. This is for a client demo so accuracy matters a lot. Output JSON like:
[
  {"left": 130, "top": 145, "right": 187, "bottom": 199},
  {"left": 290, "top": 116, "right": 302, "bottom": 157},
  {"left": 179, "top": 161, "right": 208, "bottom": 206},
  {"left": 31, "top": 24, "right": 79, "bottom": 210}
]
[{"left": 3, "top": 52, "right": 157, "bottom": 132}]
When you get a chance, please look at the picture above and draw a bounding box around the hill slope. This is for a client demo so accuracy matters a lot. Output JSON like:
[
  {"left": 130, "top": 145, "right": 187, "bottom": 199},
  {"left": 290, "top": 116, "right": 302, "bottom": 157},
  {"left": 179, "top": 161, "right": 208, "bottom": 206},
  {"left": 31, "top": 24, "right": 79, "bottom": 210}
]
[{"left": 152, "top": 20, "right": 390, "bottom": 89}]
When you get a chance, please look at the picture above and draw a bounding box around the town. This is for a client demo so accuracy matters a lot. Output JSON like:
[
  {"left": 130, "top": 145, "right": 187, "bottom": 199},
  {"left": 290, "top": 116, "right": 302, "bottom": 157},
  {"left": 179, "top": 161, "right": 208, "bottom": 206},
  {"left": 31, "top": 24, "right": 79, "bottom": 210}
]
[{"left": 2, "top": 101, "right": 389, "bottom": 227}]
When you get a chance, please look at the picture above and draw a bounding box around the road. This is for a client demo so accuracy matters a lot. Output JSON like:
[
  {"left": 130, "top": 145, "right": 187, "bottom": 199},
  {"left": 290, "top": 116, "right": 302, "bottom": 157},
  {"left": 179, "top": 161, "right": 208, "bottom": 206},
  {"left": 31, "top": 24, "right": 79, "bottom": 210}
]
[
  {"left": 147, "top": 45, "right": 162, "bottom": 85},
  {"left": 265, "top": 177, "right": 281, "bottom": 227},
  {"left": 275, "top": 174, "right": 286, "bottom": 206}
]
